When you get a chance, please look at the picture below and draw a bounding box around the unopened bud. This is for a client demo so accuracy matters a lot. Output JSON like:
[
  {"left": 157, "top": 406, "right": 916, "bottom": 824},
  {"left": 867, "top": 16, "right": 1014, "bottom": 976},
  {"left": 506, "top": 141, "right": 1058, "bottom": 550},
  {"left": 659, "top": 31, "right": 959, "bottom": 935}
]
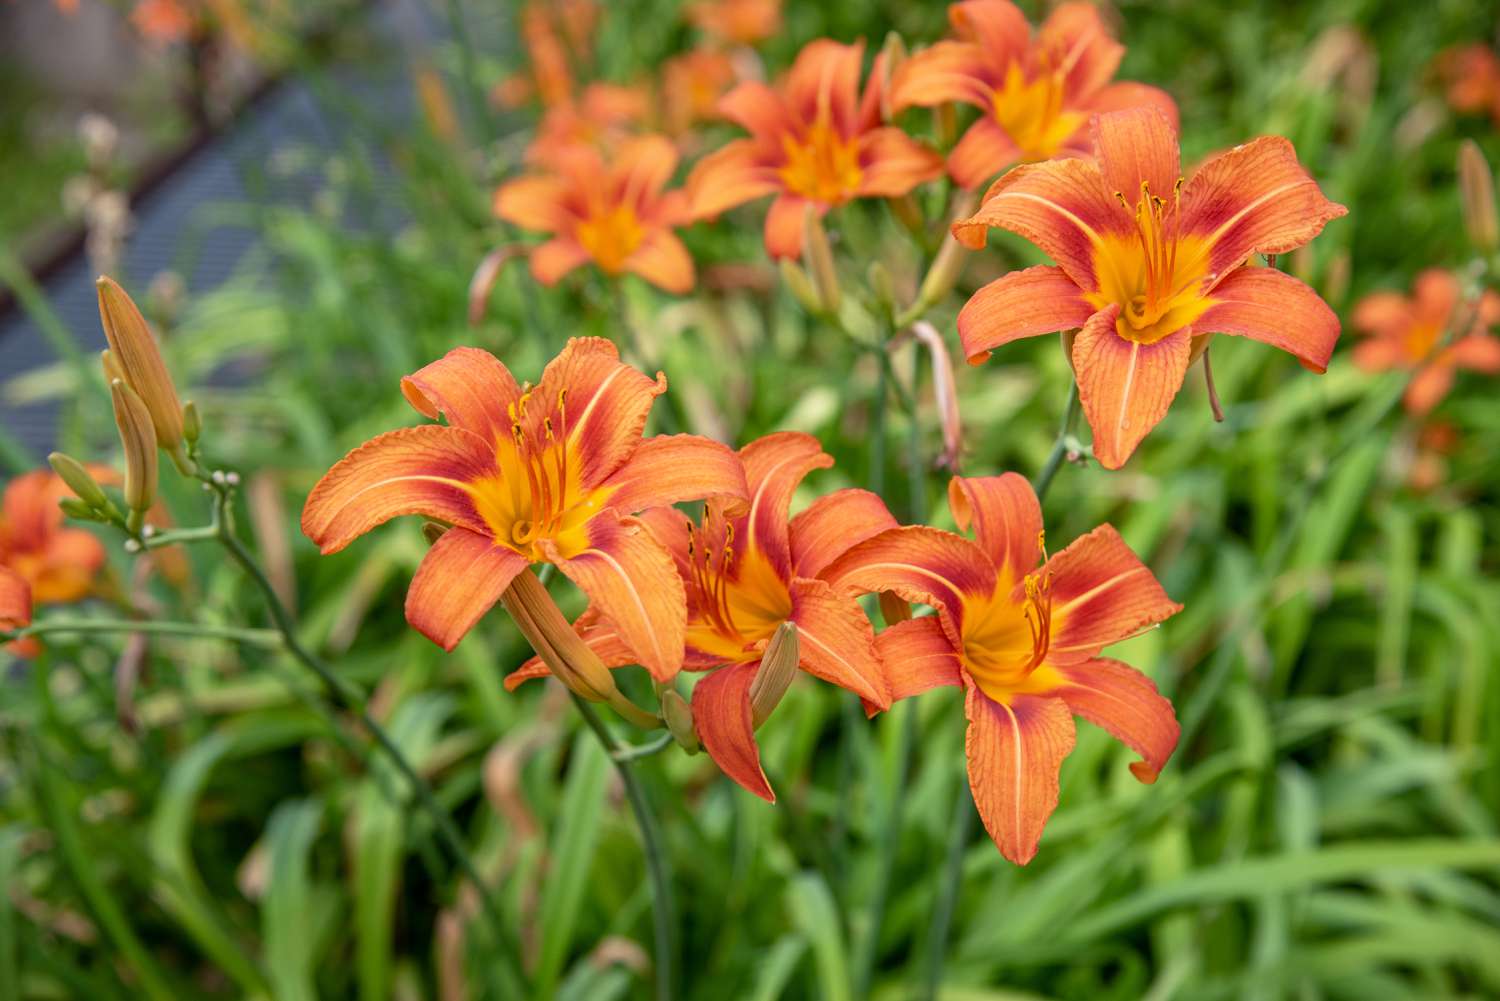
[
  {"left": 749, "top": 622, "right": 799, "bottom": 728},
  {"left": 916, "top": 192, "right": 979, "bottom": 311},
  {"left": 1459, "top": 139, "right": 1498, "bottom": 254},
  {"left": 58, "top": 497, "right": 100, "bottom": 521},
  {"left": 802, "top": 208, "right": 841, "bottom": 315},
  {"left": 499, "top": 569, "right": 618, "bottom": 704},
  {"left": 660, "top": 689, "right": 699, "bottom": 752},
  {"left": 181, "top": 400, "right": 201, "bottom": 445},
  {"left": 100, "top": 348, "right": 128, "bottom": 384},
  {"left": 48, "top": 452, "right": 110, "bottom": 511},
  {"left": 421, "top": 522, "right": 448, "bottom": 546},
  {"left": 779, "top": 257, "right": 823, "bottom": 314},
  {"left": 886, "top": 193, "right": 924, "bottom": 237},
  {"left": 110, "top": 378, "right": 158, "bottom": 518},
  {"left": 877, "top": 31, "right": 907, "bottom": 122},
  {"left": 878, "top": 591, "right": 911, "bottom": 626},
  {"left": 909, "top": 321, "right": 964, "bottom": 472},
  {"left": 867, "top": 261, "right": 895, "bottom": 313},
  {"left": 97, "top": 276, "right": 188, "bottom": 468}
]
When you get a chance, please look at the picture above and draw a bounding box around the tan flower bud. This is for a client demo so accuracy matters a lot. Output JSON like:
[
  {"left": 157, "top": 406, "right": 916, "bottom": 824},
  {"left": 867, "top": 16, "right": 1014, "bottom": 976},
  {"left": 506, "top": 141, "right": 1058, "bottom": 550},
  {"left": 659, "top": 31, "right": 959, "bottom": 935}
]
[
  {"left": 100, "top": 348, "right": 128, "bottom": 384},
  {"left": 1459, "top": 139, "right": 1498, "bottom": 255},
  {"left": 779, "top": 257, "right": 823, "bottom": 314},
  {"left": 48, "top": 451, "right": 110, "bottom": 512},
  {"left": 181, "top": 400, "right": 201, "bottom": 445},
  {"left": 110, "top": 378, "right": 158, "bottom": 518},
  {"left": 867, "top": 261, "right": 896, "bottom": 313},
  {"left": 916, "top": 192, "right": 979, "bottom": 311},
  {"left": 749, "top": 622, "right": 799, "bottom": 729},
  {"left": 660, "top": 689, "right": 699, "bottom": 752},
  {"left": 97, "top": 276, "right": 187, "bottom": 466},
  {"left": 877, "top": 31, "right": 907, "bottom": 122},
  {"left": 802, "top": 207, "right": 841, "bottom": 315},
  {"left": 909, "top": 321, "right": 964, "bottom": 471},
  {"left": 878, "top": 591, "right": 912, "bottom": 626}
]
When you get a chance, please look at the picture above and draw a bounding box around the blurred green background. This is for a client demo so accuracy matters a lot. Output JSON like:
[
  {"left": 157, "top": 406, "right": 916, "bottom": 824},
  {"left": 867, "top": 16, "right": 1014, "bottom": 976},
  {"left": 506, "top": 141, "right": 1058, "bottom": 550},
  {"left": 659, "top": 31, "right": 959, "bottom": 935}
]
[{"left": 2, "top": 1, "right": 1499, "bottom": 999}]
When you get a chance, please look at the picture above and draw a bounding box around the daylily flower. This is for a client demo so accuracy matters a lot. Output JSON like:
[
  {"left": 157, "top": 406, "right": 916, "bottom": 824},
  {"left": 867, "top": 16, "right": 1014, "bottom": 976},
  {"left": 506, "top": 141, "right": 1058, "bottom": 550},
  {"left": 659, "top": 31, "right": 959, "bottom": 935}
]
[
  {"left": 822, "top": 473, "right": 1181, "bottom": 864},
  {"left": 954, "top": 106, "right": 1346, "bottom": 468},
  {"left": 496, "top": 0, "right": 598, "bottom": 109},
  {"left": 1351, "top": 270, "right": 1500, "bottom": 415},
  {"left": 662, "top": 49, "right": 738, "bottom": 137},
  {"left": 525, "top": 83, "right": 650, "bottom": 168},
  {"left": 891, "top": 0, "right": 1178, "bottom": 190},
  {"left": 687, "top": 0, "right": 781, "bottom": 46},
  {"left": 0, "top": 470, "right": 108, "bottom": 611},
  {"left": 131, "top": 0, "right": 195, "bottom": 44},
  {"left": 495, "top": 135, "right": 696, "bottom": 294},
  {"left": 508, "top": 432, "right": 897, "bottom": 800},
  {"left": 1434, "top": 43, "right": 1500, "bottom": 126},
  {"left": 686, "top": 39, "right": 945, "bottom": 259},
  {"left": 301, "top": 338, "right": 750, "bottom": 679}
]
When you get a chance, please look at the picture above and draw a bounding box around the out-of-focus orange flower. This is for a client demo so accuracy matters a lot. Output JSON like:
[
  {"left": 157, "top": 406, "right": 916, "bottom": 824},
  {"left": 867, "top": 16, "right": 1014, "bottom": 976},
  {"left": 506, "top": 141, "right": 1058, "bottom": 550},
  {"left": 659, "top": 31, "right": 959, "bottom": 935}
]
[
  {"left": 0, "top": 471, "right": 108, "bottom": 610},
  {"left": 525, "top": 83, "right": 650, "bottom": 168},
  {"left": 824, "top": 473, "right": 1181, "bottom": 864},
  {"left": 893, "top": 1, "right": 1178, "bottom": 191},
  {"left": 509, "top": 432, "right": 895, "bottom": 800},
  {"left": 1434, "top": 44, "right": 1500, "bottom": 124},
  {"left": 662, "top": 49, "right": 738, "bottom": 137},
  {"left": 687, "top": 0, "right": 781, "bottom": 46},
  {"left": 497, "top": 0, "right": 599, "bottom": 109},
  {"left": 0, "top": 565, "right": 29, "bottom": 632},
  {"left": 53, "top": 0, "right": 81, "bottom": 14},
  {"left": 131, "top": 0, "right": 196, "bottom": 43},
  {"left": 1409, "top": 420, "right": 1459, "bottom": 493},
  {"left": 687, "top": 39, "right": 944, "bottom": 259},
  {"left": 954, "top": 106, "right": 1346, "bottom": 469},
  {"left": 301, "top": 339, "right": 749, "bottom": 678},
  {"left": 496, "top": 136, "right": 696, "bottom": 294},
  {"left": 1351, "top": 270, "right": 1500, "bottom": 416}
]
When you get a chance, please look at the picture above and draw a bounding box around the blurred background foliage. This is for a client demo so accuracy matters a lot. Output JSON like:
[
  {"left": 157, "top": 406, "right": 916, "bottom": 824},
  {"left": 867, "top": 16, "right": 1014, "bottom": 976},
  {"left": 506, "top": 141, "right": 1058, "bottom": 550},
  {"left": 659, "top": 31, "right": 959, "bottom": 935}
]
[{"left": 2, "top": 0, "right": 1500, "bottom": 999}]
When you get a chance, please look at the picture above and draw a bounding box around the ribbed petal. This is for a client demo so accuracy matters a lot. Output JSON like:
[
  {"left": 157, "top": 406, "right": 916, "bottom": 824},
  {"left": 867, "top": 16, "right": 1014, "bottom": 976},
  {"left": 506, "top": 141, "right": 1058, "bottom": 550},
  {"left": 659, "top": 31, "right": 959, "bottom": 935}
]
[
  {"left": 965, "top": 688, "right": 1076, "bottom": 865},
  {"left": 600, "top": 434, "right": 750, "bottom": 516},
  {"left": 890, "top": 40, "right": 992, "bottom": 112},
  {"left": 1071, "top": 306, "right": 1191, "bottom": 470},
  {"left": 1091, "top": 106, "right": 1179, "bottom": 205},
  {"left": 405, "top": 527, "right": 529, "bottom": 651},
  {"left": 686, "top": 141, "right": 781, "bottom": 220},
  {"left": 875, "top": 615, "right": 962, "bottom": 703},
  {"left": 947, "top": 473, "right": 1042, "bottom": 588},
  {"left": 1039, "top": 1, "right": 1124, "bottom": 102},
  {"left": 949, "top": 0, "right": 1030, "bottom": 67},
  {"left": 820, "top": 525, "right": 995, "bottom": 633},
  {"left": 947, "top": 117, "right": 1021, "bottom": 191},
  {"left": 785, "top": 39, "right": 864, "bottom": 137},
  {"left": 789, "top": 488, "right": 899, "bottom": 579},
  {"left": 536, "top": 337, "right": 667, "bottom": 491},
  {"left": 693, "top": 660, "right": 775, "bottom": 801},
  {"left": 739, "top": 431, "right": 833, "bottom": 581},
  {"left": 401, "top": 347, "right": 523, "bottom": 444},
  {"left": 1044, "top": 523, "right": 1181, "bottom": 663},
  {"left": 788, "top": 576, "right": 886, "bottom": 707},
  {"left": 1048, "top": 657, "right": 1179, "bottom": 783},
  {"left": 958, "top": 264, "right": 1093, "bottom": 364},
  {"left": 1196, "top": 266, "right": 1341, "bottom": 373},
  {"left": 856, "top": 128, "right": 945, "bottom": 198}
]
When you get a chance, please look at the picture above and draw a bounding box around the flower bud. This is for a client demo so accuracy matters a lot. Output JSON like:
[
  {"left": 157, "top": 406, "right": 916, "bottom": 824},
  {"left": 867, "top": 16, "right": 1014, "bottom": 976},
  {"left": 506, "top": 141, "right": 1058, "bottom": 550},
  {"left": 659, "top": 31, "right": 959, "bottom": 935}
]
[
  {"left": 878, "top": 591, "right": 911, "bottom": 626},
  {"left": 48, "top": 451, "right": 110, "bottom": 512},
  {"left": 916, "top": 192, "right": 979, "bottom": 311},
  {"left": 802, "top": 207, "right": 841, "bottom": 315},
  {"left": 867, "top": 261, "right": 895, "bottom": 313},
  {"left": 58, "top": 497, "right": 100, "bottom": 521},
  {"left": 909, "top": 321, "right": 964, "bottom": 471},
  {"left": 468, "top": 245, "right": 524, "bottom": 327},
  {"left": 100, "top": 348, "right": 128, "bottom": 384},
  {"left": 1459, "top": 139, "right": 1498, "bottom": 255},
  {"left": 110, "top": 378, "right": 158, "bottom": 518},
  {"left": 779, "top": 257, "right": 823, "bottom": 314},
  {"left": 749, "top": 622, "right": 799, "bottom": 729},
  {"left": 886, "top": 193, "right": 924, "bottom": 237},
  {"left": 660, "top": 689, "right": 699, "bottom": 752},
  {"left": 97, "top": 276, "right": 188, "bottom": 467},
  {"left": 181, "top": 400, "right": 201, "bottom": 446},
  {"left": 877, "top": 31, "right": 907, "bottom": 122}
]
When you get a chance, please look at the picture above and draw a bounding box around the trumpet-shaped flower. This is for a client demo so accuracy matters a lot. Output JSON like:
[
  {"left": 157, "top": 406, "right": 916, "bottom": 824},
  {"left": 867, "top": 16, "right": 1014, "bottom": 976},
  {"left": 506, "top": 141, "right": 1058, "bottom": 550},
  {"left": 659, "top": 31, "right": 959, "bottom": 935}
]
[
  {"left": 662, "top": 49, "right": 739, "bottom": 137},
  {"left": 509, "top": 432, "right": 896, "bottom": 800},
  {"left": 496, "top": 136, "right": 696, "bottom": 294},
  {"left": 686, "top": 39, "right": 945, "bottom": 259},
  {"left": 892, "top": 1, "right": 1177, "bottom": 190},
  {"left": 301, "top": 339, "right": 749, "bottom": 679},
  {"left": 687, "top": 0, "right": 781, "bottom": 46},
  {"left": 0, "top": 471, "right": 108, "bottom": 609},
  {"left": 954, "top": 106, "right": 1346, "bottom": 468},
  {"left": 1351, "top": 270, "right": 1500, "bottom": 415},
  {"left": 823, "top": 473, "right": 1181, "bottom": 864}
]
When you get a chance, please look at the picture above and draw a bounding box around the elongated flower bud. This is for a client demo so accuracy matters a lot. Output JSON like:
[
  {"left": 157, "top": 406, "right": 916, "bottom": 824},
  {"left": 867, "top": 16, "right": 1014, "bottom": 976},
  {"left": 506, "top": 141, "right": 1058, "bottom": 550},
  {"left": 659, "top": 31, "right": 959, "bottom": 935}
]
[
  {"left": 110, "top": 378, "right": 158, "bottom": 517},
  {"left": 97, "top": 276, "right": 187, "bottom": 464},
  {"left": 660, "top": 689, "right": 699, "bottom": 752},
  {"left": 909, "top": 321, "right": 964, "bottom": 471},
  {"left": 58, "top": 497, "right": 99, "bottom": 521},
  {"left": 100, "top": 348, "right": 128, "bottom": 385},
  {"left": 803, "top": 207, "right": 841, "bottom": 315},
  {"left": 877, "top": 31, "right": 907, "bottom": 122},
  {"left": 499, "top": 569, "right": 617, "bottom": 704},
  {"left": 749, "top": 622, "right": 799, "bottom": 729},
  {"left": 779, "top": 258, "right": 822, "bottom": 314},
  {"left": 48, "top": 451, "right": 110, "bottom": 512},
  {"left": 181, "top": 400, "right": 201, "bottom": 446},
  {"left": 1459, "top": 140, "right": 1498, "bottom": 255},
  {"left": 917, "top": 192, "right": 979, "bottom": 310}
]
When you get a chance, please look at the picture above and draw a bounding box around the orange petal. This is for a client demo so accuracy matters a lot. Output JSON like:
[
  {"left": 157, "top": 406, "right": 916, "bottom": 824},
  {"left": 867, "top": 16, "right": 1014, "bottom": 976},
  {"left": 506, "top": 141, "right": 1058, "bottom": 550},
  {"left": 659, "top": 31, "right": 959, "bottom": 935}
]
[
  {"left": 1197, "top": 266, "right": 1341, "bottom": 373},
  {"left": 1044, "top": 523, "right": 1182, "bottom": 662},
  {"left": 504, "top": 606, "right": 637, "bottom": 691},
  {"left": 548, "top": 515, "right": 686, "bottom": 682},
  {"left": 765, "top": 195, "right": 814, "bottom": 259},
  {"left": 1071, "top": 306, "right": 1191, "bottom": 470},
  {"left": 958, "top": 264, "right": 1093, "bottom": 364},
  {"left": 493, "top": 175, "right": 571, "bottom": 233},
  {"left": 0, "top": 566, "right": 31, "bottom": 630},
  {"left": 1039, "top": 2, "right": 1124, "bottom": 101},
  {"left": 401, "top": 347, "right": 523, "bottom": 443},
  {"left": 1091, "top": 106, "right": 1179, "bottom": 206},
  {"left": 789, "top": 488, "right": 899, "bottom": 579},
  {"left": 1085, "top": 82, "right": 1179, "bottom": 134},
  {"left": 536, "top": 337, "right": 667, "bottom": 491},
  {"left": 530, "top": 238, "right": 591, "bottom": 285},
  {"left": 820, "top": 525, "right": 995, "bottom": 628},
  {"left": 856, "top": 128, "right": 945, "bottom": 198},
  {"left": 965, "top": 688, "right": 1076, "bottom": 865},
  {"left": 405, "top": 527, "right": 529, "bottom": 651},
  {"left": 1403, "top": 361, "right": 1454, "bottom": 416},
  {"left": 693, "top": 660, "right": 775, "bottom": 801},
  {"left": 1182, "top": 136, "right": 1347, "bottom": 284},
  {"left": 890, "top": 40, "right": 992, "bottom": 112},
  {"left": 953, "top": 157, "right": 1126, "bottom": 291},
  {"left": 875, "top": 615, "right": 962, "bottom": 703},
  {"left": 788, "top": 576, "right": 887, "bottom": 707},
  {"left": 950, "top": 0, "right": 1030, "bottom": 65},
  {"left": 785, "top": 39, "right": 864, "bottom": 136},
  {"left": 1452, "top": 333, "right": 1500, "bottom": 372},
  {"left": 300, "top": 426, "right": 493, "bottom": 555},
  {"left": 1350, "top": 335, "right": 1407, "bottom": 373},
  {"left": 3, "top": 470, "right": 64, "bottom": 543},
  {"left": 1351, "top": 290, "right": 1415, "bottom": 339},
  {"left": 600, "top": 434, "right": 750, "bottom": 516},
  {"left": 1048, "top": 657, "right": 1179, "bottom": 783},
  {"left": 718, "top": 80, "right": 791, "bottom": 138},
  {"left": 947, "top": 117, "right": 1021, "bottom": 191},
  {"left": 614, "top": 135, "right": 680, "bottom": 207},
  {"left": 1411, "top": 268, "right": 1460, "bottom": 329},
  {"left": 687, "top": 141, "right": 781, "bottom": 220},
  {"left": 739, "top": 431, "right": 834, "bottom": 574},
  {"left": 947, "top": 473, "right": 1041, "bottom": 587},
  {"left": 623, "top": 231, "right": 695, "bottom": 294}
]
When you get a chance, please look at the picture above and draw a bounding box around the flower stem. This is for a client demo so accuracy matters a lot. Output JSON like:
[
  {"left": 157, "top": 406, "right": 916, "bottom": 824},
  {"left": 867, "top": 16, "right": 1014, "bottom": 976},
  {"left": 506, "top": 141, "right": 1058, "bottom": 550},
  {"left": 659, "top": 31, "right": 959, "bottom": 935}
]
[
  {"left": 6, "top": 618, "right": 282, "bottom": 647},
  {"left": 569, "top": 693, "right": 677, "bottom": 1001},
  {"left": 1032, "top": 383, "right": 1081, "bottom": 503}
]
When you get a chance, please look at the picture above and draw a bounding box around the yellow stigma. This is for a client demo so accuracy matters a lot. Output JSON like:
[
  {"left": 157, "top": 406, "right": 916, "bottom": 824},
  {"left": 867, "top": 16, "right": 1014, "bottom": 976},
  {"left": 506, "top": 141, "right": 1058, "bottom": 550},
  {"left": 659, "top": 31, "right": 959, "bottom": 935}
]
[{"left": 780, "top": 121, "right": 863, "bottom": 204}]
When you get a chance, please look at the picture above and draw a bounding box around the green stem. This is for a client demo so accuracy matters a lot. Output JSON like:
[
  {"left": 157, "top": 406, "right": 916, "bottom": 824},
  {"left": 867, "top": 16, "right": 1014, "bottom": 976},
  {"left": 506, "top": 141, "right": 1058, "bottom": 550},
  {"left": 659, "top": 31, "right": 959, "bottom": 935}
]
[
  {"left": 1032, "top": 384, "right": 1080, "bottom": 503},
  {"left": 611, "top": 731, "right": 676, "bottom": 763},
  {"left": 570, "top": 694, "right": 677, "bottom": 1001},
  {"left": 6, "top": 618, "right": 281, "bottom": 647}
]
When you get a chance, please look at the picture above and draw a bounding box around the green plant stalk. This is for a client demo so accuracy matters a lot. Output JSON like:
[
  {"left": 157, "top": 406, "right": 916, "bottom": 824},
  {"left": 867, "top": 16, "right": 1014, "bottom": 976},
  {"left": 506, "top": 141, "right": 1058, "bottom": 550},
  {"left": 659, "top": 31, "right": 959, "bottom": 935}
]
[
  {"left": 6, "top": 618, "right": 282, "bottom": 647},
  {"left": 569, "top": 693, "right": 678, "bottom": 1001}
]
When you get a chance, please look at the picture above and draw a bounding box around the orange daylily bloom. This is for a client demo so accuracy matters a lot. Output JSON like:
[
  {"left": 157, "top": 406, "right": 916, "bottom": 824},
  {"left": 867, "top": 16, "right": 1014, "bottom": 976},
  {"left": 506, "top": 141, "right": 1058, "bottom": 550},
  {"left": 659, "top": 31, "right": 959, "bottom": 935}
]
[
  {"left": 497, "top": 0, "right": 598, "bottom": 109},
  {"left": 892, "top": 0, "right": 1178, "bottom": 191},
  {"left": 954, "top": 106, "right": 1346, "bottom": 468},
  {"left": 686, "top": 0, "right": 781, "bottom": 46},
  {"left": 301, "top": 338, "right": 750, "bottom": 679},
  {"left": 0, "top": 471, "right": 108, "bottom": 609},
  {"left": 1434, "top": 44, "right": 1500, "bottom": 125},
  {"left": 662, "top": 49, "right": 739, "bottom": 137},
  {"left": 686, "top": 39, "right": 945, "bottom": 259},
  {"left": 823, "top": 473, "right": 1181, "bottom": 864},
  {"left": 508, "top": 432, "right": 895, "bottom": 800},
  {"left": 1351, "top": 270, "right": 1500, "bottom": 416},
  {"left": 525, "top": 83, "right": 651, "bottom": 168},
  {"left": 131, "top": 0, "right": 195, "bottom": 43},
  {"left": 496, "top": 136, "right": 696, "bottom": 294}
]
